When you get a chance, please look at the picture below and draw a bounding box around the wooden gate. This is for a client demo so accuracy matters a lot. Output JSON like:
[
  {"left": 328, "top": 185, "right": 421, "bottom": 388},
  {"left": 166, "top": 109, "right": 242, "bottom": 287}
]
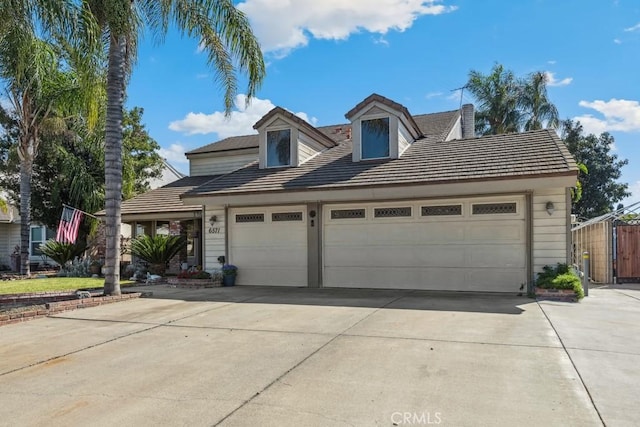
[{"left": 616, "top": 225, "right": 640, "bottom": 282}]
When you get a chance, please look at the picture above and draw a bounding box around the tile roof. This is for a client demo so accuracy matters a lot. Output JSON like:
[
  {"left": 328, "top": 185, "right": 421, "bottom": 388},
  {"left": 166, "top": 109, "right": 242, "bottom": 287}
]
[
  {"left": 95, "top": 175, "right": 219, "bottom": 216},
  {"left": 253, "top": 107, "right": 337, "bottom": 148},
  {"left": 344, "top": 93, "right": 422, "bottom": 136},
  {"left": 184, "top": 110, "right": 459, "bottom": 156},
  {"left": 185, "top": 129, "right": 577, "bottom": 198}
]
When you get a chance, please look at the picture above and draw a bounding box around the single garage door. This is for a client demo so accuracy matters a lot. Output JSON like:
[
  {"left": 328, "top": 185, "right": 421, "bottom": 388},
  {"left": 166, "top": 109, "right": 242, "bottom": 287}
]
[
  {"left": 229, "top": 206, "right": 307, "bottom": 286},
  {"left": 323, "top": 197, "right": 526, "bottom": 292}
]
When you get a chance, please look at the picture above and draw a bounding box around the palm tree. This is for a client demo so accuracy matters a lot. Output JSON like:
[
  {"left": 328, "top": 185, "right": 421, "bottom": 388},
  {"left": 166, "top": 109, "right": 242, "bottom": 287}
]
[
  {"left": 1, "top": 1, "right": 100, "bottom": 275},
  {"left": 81, "top": 1, "right": 265, "bottom": 295},
  {"left": 466, "top": 64, "right": 522, "bottom": 136},
  {"left": 520, "top": 71, "right": 559, "bottom": 131}
]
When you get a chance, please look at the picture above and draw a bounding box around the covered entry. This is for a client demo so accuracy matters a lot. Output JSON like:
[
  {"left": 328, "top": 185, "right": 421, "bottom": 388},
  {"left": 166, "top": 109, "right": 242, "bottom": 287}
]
[
  {"left": 322, "top": 196, "right": 527, "bottom": 292},
  {"left": 228, "top": 206, "right": 308, "bottom": 286}
]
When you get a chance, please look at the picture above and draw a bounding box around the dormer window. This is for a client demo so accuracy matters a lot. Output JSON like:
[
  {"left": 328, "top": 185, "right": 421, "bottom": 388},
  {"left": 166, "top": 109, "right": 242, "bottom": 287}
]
[
  {"left": 266, "top": 129, "right": 291, "bottom": 167},
  {"left": 361, "top": 117, "right": 390, "bottom": 159}
]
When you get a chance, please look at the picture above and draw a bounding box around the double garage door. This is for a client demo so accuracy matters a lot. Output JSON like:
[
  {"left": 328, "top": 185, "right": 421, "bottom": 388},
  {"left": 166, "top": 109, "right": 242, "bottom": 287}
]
[{"left": 229, "top": 197, "right": 526, "bottom": 292}]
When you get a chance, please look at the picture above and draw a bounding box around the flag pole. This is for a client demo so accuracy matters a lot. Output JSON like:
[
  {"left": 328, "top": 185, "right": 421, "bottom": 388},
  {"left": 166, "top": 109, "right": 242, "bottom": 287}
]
[{"left": 62, "top": 203, "right": 98, "bottom": 220}]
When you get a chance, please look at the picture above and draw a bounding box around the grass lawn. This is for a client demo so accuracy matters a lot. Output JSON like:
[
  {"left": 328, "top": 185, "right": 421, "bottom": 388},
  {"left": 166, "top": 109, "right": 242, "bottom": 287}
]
[{"left": 0, "top": 277, "right": 135, "bottom": 295}]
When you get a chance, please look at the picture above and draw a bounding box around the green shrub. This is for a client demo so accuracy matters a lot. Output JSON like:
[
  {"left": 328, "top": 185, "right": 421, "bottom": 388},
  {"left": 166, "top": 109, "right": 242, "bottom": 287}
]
[
  {"left": 40, "top": 240, "right": 87, "bottom": 266},
  {"left": 130, "top": 234, "right": 186, "bottom": 275},
  {"left": 536, "top": 263, "right": 584, "bottom": 299}
]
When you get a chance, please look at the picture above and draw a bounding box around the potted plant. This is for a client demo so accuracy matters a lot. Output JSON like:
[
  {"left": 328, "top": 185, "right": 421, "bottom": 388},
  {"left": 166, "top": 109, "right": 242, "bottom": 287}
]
[
  {"left": 130, "top": 234, "right": 186, "bottom": 276},
  {"left": 89, "top": 260, "right": 102, "bottom": 276},
  {"left": 221, "top": 264, "right": 238, "bottom": 286}
]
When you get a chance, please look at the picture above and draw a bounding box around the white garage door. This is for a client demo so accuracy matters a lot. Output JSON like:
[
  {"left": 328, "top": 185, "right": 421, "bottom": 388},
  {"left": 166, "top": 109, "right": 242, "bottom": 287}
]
[
  {"left": 323, "top": 197, "right": 526, "bottom": 292},
  {"left": 229, "top": 206, "right": 307, "bottom": 286}
]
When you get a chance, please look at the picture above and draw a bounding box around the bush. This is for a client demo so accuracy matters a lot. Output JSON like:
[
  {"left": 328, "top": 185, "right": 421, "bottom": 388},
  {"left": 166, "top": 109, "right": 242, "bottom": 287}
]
[
  {"left": 536, "top": 263, "right": 584, "bottom": 299},
  {"left": 130, "top": 234, "right": 186, "bottom": 275},
  {"left": 40, "top": 240, "right": 87, "bottom": 266}
]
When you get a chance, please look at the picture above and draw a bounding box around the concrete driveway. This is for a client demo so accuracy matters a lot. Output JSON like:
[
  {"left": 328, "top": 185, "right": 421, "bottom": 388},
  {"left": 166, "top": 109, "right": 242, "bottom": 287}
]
[{"left": 1, "top": 284, "right": 630, "bottom": 426}]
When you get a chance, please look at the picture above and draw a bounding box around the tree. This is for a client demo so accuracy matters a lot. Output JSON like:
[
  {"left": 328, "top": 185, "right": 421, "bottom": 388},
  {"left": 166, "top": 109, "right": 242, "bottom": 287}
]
[
  {"left": 0, "top": 105, "right": 164, "bottom": 230},
  {"left": 466, "top": 64, "right": 560, "bottom": 135},
  {"left": 520, "top": 71, "right": 559, "bottom": 131},
  {"left": 81, "top": 1, "right": 265, "bottom": 295},
  {"left": 1, "top": 1, "right": 99, "bottom": 275},
  {"left": 562, "top": 120, "right": 629, "bottom": 219},
  {"left": 467, "top": 63, "right": 521, "bottom": 135}
]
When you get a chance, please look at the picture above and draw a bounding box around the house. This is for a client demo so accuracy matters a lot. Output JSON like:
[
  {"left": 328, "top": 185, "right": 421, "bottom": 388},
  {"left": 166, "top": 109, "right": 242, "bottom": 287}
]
[
  {"left": 0, "top": 204, "right": 20, "bottom": 270},
  {"left": 0, "top": 159, "right": 185, "bottom": 272},
  {"left": 118, "top": 94, "right": 578, "bottom": 293}
]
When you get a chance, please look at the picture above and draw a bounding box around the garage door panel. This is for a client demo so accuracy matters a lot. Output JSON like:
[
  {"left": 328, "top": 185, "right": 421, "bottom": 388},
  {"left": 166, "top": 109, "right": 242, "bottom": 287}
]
[
  {"left": 232, "top": 227, "right": 306, "bottom": 246},
  {"left": 468, "top": 245, "right": 526, "bottom": 268},
  {"left": 466, "top": 222, "right": 524, "bottom": 242},
  {"left": 323, "top": 197, "right": 526, "bottom": 292},
  {"left": 324, "top": 266, "right": 468, "bottom": 290},
  {"left": 230, "top": 206, "right": 307, "bottom": 287},
  {"left": 231, "top": 247, "right": 307, "bottom": 266},
  {"left": 325, "top": 245, "right": 465, "bottom": 268},
  {"left": 238, "top": 266, "right": 307, "bottom": 287}
]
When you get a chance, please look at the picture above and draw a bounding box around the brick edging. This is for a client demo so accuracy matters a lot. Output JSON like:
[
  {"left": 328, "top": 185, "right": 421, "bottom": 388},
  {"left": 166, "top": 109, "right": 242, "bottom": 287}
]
[
  {"left": 0, "top": 293, "right": 142, "bottom": 327},
  {"left": 535, "top": 287, "right": 578, "bottom": 302}
]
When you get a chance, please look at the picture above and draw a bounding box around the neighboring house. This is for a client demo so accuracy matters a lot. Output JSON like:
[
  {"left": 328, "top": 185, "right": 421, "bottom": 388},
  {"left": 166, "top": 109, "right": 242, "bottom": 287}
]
[
  {"left": 0, "top": 159, "right": 184, "bottom": 271},
  {"left": 115, "top": 93, "right": 578, "bottom": 293},
  {"left": 0, "top": 204, "right": 20, "bottom": 270}
]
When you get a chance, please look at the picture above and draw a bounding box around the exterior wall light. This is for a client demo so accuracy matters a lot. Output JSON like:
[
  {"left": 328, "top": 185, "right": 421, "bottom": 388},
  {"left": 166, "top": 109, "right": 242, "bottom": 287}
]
[
  {"left": 546, "top": 201, "right": 555, "bottom": 216},
  {"left": 209, "top": 215, "right": 217, "bottom": 225}
]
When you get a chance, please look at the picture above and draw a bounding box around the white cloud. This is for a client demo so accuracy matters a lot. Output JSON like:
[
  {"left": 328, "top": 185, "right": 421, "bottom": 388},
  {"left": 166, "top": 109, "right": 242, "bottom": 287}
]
[
  {"left": 544, "top": 71, "right": 573, "bottom": 87},
  {"left": 168, "top": 94, "right": 317, "bottom": 138},
  {"left": 158, "top": 143, "right": 189, "bottom": 165},
  {"left": 195, "top": 73, "right": 209, "bottom": 79},
  {"left": 547, "top": 60, "right": 556, "bottom": 65},
  {"left": 573, "top": 98, "right": 640, "bottom": 134},
  {"left": 237, "top": 0, "right": 457, "bottom": 57},
  {"left": 425, "top": 91, "right": 443, "bottom": 99},
  {"left": 614, "top": 38, "right": 622, "bottom": 44},
  {"left": 624, "top": 22, "right": 640, "bottom": 32}
]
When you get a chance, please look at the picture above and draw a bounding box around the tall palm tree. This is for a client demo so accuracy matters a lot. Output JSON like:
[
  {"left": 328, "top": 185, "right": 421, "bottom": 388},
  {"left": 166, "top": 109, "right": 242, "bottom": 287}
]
[
  {"left": 82, "top": 1, "right": 265, "bottom": 295},
  {"left": 1, "top": 1, "right": 100, "bottom": 275},
  {"left": 466, "top": 64, "right": 522, "bottom": 136},
  {"left": 520, "top": 71, "right": 559, "bottom": 131}
]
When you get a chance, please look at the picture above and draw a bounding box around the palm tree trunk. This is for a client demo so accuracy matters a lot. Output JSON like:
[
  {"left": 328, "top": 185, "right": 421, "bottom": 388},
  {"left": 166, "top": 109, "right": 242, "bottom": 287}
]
[
  {"left": 18, "top": 153, "right": 32, "bottom": 276},
  {"left": 103, "top": 34, "right": 125, "bottom": 296}
]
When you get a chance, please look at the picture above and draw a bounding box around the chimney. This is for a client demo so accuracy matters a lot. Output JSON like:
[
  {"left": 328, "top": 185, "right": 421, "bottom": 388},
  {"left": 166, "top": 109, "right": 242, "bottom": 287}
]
[{"left": 461, "top": 103, "right": 475, "bottom": 139}]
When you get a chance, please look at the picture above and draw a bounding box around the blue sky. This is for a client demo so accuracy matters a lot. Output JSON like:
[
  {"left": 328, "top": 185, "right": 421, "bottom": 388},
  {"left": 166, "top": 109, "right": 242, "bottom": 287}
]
[{"left": 126, "top": 0, "right": 640, "bottom": 204}]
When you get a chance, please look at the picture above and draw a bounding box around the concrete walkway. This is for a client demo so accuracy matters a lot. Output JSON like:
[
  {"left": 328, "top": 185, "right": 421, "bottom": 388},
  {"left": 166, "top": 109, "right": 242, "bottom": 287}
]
[
  {"left": 0, "top": 284, "right": 633, "bottom": 426},
  {"left": 538, "top": 283, "right": 640, "bottom": 427}
]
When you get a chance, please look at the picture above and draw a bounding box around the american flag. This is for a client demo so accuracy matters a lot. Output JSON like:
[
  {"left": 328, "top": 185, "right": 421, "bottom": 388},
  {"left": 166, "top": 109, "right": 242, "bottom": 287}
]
[{"left": 55, "top": 206, "right": 84, "bottom": 244}]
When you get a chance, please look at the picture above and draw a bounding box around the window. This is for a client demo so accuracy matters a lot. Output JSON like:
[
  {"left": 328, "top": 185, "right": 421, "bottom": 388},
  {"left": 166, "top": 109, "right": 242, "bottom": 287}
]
[
  {"left": 30, "top": 226, "right": 54, "bottom": 256},
  {"left": 472, "top": 203, "right": 517, "bottom": 215},
  {"left": 374, "top": 207, "right": 412, "bottom": 218},
  {"left": 422, "top": 205, "right": 462, "bottom": 216},
  {"left": 330, "top": 209, "right": 366, "bottom": 219},
  {"left": 361, "top": 117, "right": 390, "bottom": 159},
  {"left": 266, "top": 129, "right": 291, "bottom": 167},
  {"left": 272, "top": 212, "right": 303, "bottom": 221},
  {"left": 236, "top": 213, "right": 265, "bottom": 223}
]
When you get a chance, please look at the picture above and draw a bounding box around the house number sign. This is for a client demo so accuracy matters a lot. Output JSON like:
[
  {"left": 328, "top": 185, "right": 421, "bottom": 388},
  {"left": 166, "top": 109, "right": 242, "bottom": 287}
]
[{"left": 208, "top": 227, "right": 221, "bottom": 234}]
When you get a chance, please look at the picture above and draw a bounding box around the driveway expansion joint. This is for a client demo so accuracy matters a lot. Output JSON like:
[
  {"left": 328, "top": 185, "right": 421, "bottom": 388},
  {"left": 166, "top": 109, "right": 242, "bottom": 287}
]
[
  {"left": 213, "top": 292, "right": 410, "bottom": 426},
  {"left": 537, "top": 301, "right": 606, "bottom": 426}
]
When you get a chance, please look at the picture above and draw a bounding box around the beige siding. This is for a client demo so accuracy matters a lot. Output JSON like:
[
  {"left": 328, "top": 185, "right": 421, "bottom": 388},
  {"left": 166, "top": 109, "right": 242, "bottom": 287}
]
[
  {"left": 398, "top": 121, "right": 412, "bottom": 155},
  {"left": 532, "top": 188, "right": 569, "bottom": 277},
  {"left": 0, "top": 223, "right": 20, "bottom": 269},
  {"left": 298, "top": 131, "right": 324, "bottom": 164},
  {"left": 445, "top": 116, "right": 462, "bottom": 141},
  {"left": 203, "top": 206, "right": 226, "bottom": 272},
  {"left": 190, "top": 152, "right": 256, "bottom": 176}
]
